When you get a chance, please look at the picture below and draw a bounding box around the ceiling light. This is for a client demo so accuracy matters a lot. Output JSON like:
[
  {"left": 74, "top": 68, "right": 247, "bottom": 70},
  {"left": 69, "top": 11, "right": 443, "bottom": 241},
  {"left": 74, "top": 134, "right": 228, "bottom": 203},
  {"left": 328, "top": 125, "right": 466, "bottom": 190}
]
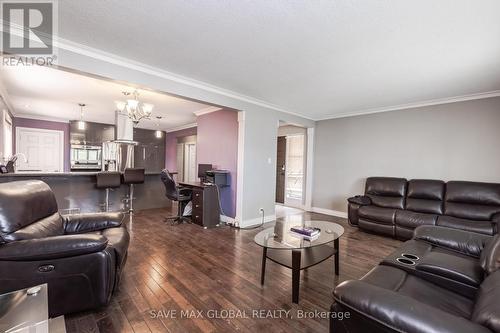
[
  {"left": 155, "top": 116, "right": 163, "bottom": 138},
  {"left": 78, "top": 103, "right": 86, "bottom": 130},
  {"left": 117, "top": 90, "right": 154, "bottom": 125}
]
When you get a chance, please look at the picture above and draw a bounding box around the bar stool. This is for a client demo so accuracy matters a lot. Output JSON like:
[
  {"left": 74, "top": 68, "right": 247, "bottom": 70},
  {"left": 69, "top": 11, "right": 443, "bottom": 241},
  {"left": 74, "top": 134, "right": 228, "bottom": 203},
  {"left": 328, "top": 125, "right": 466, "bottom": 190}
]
[
  {"left": 96, "top": 171, "right": 121, "bottom": 212},
  {"left": 122, "top": 168, "right": 145, "bottom": 213}
]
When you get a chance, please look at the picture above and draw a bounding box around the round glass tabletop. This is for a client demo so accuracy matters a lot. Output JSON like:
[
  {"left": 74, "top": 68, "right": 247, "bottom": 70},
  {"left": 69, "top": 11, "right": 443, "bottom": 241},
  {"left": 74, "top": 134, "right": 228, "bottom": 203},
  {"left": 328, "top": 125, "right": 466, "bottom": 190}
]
[{"left": 254, "top": 220, "right": 344, "bottom": 250}]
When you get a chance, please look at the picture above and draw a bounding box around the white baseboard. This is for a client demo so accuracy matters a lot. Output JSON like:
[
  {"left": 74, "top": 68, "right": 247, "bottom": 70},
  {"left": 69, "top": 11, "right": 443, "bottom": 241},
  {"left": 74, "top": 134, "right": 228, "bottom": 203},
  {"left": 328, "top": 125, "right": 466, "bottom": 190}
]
[
  {"left": 311, "top": 207, "right": 348, "bottom": 219},
  {"left": 238, "top": 214, "right": 276, "bottom": 228}
]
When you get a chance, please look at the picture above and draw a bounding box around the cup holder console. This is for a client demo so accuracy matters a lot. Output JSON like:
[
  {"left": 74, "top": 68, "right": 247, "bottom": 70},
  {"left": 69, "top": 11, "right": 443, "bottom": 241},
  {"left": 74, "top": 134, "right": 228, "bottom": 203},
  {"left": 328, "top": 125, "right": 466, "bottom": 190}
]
[
  {"left": 401, "top": 253, "right": 420, "bottom": 261},
  {"left": 396, "top": 257, "right": 416, "bottom": 265}
]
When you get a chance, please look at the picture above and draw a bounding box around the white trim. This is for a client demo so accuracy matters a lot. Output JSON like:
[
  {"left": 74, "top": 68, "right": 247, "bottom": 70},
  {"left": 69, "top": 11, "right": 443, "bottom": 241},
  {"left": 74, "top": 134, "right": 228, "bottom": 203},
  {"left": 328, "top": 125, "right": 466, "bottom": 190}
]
[
  {"left": 15, "top": 127, "right": 65, "bottom": 173},
  {"left": 193, "top": 106, "right": 223, "bottom": 117},
  {"left": 50, "top": 37, "right": 315, "bottom": 121},
  {"left": 165, "top": 122, "right": 197, "bottom": 133},
  {"left": 311, "top": 207, "right": 348, "bottom": 219},
  {"left": 304, "top": 127, "right": 315, "bottom": 210},
  {"left": 13, "top": 113, "right": 70, "bottom": 123},
  {"left": 235, "top": 111, "right": 245, "bottom": 224},
  {"left": 316, "top": 90, "right": 500, "bottom": 121},
  {"left": 239, "top": 214, "right": 276, "bottom": 228}
]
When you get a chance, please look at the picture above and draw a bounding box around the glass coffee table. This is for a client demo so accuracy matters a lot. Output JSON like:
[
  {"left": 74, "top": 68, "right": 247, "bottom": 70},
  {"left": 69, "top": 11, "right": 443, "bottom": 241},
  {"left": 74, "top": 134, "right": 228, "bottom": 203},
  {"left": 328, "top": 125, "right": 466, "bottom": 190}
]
[{"left": 254, "top": 220, "right": 344, "bottom": 303}]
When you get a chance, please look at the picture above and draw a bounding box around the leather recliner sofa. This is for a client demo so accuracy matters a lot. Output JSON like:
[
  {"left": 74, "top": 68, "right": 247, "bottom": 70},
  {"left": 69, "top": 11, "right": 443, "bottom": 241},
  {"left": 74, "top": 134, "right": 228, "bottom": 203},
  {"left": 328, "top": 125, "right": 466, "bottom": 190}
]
[
  {"left": 331, "top": 225, "right": 500, "bottom": 333},
  {"left": 0, "top": 180, "right": 130, "bottom": 317},
  {"left": 348, "top": 177, "right": 500, "bottom": 240}
]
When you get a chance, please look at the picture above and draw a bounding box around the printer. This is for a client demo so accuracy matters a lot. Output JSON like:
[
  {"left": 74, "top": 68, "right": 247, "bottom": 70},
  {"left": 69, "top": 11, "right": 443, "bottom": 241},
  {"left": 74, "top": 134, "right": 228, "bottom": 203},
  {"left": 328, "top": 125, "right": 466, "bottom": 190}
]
[{"left": 205, "top": 170, "right": 229, "bottom": 187}]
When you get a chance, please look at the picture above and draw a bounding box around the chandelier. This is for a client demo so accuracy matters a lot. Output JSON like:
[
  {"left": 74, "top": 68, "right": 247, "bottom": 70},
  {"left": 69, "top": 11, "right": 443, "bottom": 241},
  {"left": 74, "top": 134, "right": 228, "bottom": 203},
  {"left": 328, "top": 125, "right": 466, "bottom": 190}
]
[{"left": 116, "top": 90, "right": 154, "bottom": 125}]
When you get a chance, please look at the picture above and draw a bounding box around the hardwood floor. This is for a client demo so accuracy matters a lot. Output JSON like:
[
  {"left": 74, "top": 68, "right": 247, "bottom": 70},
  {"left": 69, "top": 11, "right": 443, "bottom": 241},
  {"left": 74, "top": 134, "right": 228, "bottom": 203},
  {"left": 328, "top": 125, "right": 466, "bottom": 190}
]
[{"left": 65, "top": 207, "right": 402, "bottom": 333}]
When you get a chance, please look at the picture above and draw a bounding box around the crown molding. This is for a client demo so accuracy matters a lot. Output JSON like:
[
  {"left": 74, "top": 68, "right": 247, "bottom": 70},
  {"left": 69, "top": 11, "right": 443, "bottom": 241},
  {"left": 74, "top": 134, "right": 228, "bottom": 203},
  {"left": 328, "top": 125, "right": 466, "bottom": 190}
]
[
  {"left": 165, "top": 122, "right": 197, "bottom": 133},
  {"left": 315, "top": 90, "right": 500, "bottom": 121},
  {"left": 193, "top": 106, "right": 223, "bottom": 117},
  {"left": 53, "top": 37, "right": 315, "bottom": 121},
  {"left": 13, "top": 113, "right": 70, "bottom": 123}
]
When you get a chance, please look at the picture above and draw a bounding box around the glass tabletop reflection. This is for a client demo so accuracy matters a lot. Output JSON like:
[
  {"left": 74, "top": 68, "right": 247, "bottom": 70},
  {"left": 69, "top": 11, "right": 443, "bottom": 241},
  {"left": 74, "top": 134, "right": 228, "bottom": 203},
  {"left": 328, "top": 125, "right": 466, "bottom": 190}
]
[{"left": 254, "top": 220, "right": 344, "bottom": 249}]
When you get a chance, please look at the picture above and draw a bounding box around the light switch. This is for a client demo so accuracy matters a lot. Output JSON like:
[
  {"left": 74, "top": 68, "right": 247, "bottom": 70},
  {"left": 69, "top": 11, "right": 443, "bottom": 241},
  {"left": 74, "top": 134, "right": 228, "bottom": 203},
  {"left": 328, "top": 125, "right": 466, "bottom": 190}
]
[{"left": 267, "top": 157, "right": 272, "bottom": 164}]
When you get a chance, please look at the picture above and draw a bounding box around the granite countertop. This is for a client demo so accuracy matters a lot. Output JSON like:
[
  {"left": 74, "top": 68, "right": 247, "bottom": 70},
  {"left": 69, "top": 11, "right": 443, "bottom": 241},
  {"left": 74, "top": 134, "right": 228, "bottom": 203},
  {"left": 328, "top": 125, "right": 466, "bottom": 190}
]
[{"left": 0, "top": 171, "right": 162, "bottom": 177}]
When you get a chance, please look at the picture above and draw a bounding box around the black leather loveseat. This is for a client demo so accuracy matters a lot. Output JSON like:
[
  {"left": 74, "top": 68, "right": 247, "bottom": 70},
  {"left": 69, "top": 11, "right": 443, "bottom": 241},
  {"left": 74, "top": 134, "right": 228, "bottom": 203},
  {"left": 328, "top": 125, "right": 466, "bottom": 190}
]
[
  {"left": 0, "top": 180, "right": 130, "bottom": 317},
  {"left": 348, "top": 177, "right": 500, "bottom": 240},
  {"left": 331, "top": 225, "right": 500, "bottom": 333}
]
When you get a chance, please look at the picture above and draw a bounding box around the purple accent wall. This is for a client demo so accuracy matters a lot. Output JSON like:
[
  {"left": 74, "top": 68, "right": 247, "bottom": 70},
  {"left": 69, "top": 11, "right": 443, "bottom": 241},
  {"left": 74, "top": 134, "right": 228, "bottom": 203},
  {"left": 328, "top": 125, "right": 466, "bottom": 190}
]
[
  {"left": 13, "top": 117, "right": 71, "bottom": 172},
  {"left": 197, "top": 110, "right": 238, "bottom": 218},
  {"left": 165, "top": 126, "right": 197, "bottom": 172}
]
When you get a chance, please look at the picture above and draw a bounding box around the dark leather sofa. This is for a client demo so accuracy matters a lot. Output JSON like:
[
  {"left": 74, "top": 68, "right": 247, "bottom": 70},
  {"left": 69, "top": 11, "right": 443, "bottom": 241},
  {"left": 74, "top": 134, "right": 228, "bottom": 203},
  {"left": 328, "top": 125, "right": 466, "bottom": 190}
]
[
  {"left": 348, "top": 177, "right": 500, "bottom": 240},
  {"left": 331, "top": 225, "right": 500, "bottom": 333},
  {"left": 0, "top": 180, "right": 130, "bottom": 317}
]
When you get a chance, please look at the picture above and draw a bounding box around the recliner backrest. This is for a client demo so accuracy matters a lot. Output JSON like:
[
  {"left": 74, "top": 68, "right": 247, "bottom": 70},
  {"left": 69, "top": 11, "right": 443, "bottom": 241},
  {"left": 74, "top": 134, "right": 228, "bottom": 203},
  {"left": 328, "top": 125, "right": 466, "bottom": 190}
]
[
  {"left": 406, "top": 179, "right": 445, "bottom": 214},
  {"left": 365, "top": 177, "right": 407, "bottom": 209},
  {"left": 0, "top": 180, "right": 61, "bottom": 243},
  {"left": 444, "top": 181, "right": 500, "bottom": 221}
]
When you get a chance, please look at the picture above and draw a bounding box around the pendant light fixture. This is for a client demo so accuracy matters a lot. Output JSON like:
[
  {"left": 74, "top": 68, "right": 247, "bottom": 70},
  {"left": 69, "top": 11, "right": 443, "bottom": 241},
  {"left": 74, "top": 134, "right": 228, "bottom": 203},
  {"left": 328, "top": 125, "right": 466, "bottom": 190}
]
[
  {"left": 116, "top": 90, "right": 154, "bottom": 125},
  {"left": 155, "top": 116, "right": 163, "bottom": 138},
  {"left": 77, "top": 103, "right": 86, "bottom": 130}
]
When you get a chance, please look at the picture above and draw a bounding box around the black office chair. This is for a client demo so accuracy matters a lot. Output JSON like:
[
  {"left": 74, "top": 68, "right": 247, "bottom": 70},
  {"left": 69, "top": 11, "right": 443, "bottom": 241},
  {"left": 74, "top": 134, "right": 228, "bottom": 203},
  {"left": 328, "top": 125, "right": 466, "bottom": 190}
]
[{"left": 160, "top": 169, "right": 192, "bottom": 224}]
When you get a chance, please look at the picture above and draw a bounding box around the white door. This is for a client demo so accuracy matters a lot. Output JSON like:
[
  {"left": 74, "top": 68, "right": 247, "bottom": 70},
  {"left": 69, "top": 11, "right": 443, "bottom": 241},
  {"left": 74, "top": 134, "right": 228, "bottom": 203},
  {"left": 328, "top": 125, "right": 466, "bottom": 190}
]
[
  {"left": 184, "top": 143, "right": 197, "bottom": 182},
  {"left": 16, "top": 127, "right": 64, "bottom": 172}
]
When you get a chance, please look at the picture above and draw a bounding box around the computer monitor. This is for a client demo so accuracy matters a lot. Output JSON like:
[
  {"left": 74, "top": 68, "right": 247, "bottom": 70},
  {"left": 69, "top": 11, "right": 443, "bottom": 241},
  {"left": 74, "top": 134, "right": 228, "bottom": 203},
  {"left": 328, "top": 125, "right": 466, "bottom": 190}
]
[{"left": 198, "top": 163, "right": 212, "bottom": 180}]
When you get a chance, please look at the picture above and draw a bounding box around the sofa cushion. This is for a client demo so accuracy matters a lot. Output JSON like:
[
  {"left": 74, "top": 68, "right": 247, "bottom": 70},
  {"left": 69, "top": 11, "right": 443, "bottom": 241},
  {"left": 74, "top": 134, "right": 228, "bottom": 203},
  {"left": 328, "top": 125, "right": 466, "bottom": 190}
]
[
  {"left": 406, "top": 179, "right": 445, "bottom": 214},
  {"left": 437, "top": 216, "right": 494, "bottom": 236},
  {"left": 358, "top": 265, "right": 475, "bottom": 319},
  {"left": 2, "top": 213, "right": 63, "bottom": 242},
  {"left": 444, "top": 181, "right": 500, "bottom": 221},
  {"left": 365, "top": 177, "right": 407, "bottom": 209},
  {"left": 0, "top": 180, "right": 58, "bottom": 236},
  {"left": 395, "top": 210, "right": 437, "bottom": 229},
  {"left": 359, "top": 206, "right": 397, "bottom": 225}
]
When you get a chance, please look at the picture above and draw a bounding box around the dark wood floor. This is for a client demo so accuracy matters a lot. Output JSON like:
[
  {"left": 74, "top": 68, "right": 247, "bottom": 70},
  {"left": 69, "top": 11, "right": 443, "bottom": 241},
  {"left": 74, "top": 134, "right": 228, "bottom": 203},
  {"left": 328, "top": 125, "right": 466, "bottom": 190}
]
[{"left": 65, "top": 207, "right": 401, "bottom": 333}]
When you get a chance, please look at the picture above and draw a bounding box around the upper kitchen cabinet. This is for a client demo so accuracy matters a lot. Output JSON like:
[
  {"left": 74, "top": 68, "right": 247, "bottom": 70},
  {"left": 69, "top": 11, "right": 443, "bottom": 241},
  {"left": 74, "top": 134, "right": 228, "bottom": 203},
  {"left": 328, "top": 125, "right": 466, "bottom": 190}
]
[
  {"left": 70, "top": 121, "right": 115, "bottom": 146},
  {"left": 133, "top": 128, "right": 165, "bottom": 173}
]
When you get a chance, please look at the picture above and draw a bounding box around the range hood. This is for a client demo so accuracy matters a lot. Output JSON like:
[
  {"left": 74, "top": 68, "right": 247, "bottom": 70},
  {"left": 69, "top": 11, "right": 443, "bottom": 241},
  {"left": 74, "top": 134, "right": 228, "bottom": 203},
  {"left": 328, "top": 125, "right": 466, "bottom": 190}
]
[{"left": 114, "top": 110, "right": 136, "bottom": 142}]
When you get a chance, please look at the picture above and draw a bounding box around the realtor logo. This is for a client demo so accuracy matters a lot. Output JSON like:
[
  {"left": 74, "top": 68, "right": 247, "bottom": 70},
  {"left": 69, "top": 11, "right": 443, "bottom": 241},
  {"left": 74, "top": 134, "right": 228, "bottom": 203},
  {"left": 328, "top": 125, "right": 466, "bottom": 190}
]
[
  {"left": 1, "top": 0, "right": 57, "bottom": 65},
  {"left": 1, "top": 1, "right": 54, "bottom": 54}
]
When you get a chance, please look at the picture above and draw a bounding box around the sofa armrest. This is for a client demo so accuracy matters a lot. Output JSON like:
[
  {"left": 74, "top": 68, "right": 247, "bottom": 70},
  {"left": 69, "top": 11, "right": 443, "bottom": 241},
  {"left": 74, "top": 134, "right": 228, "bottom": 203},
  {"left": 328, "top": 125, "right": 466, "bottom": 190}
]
[
  {"left": 63, "top": 212, "right": 124, "bottom": 234},
  {"left": 347, "top": 195, "right": 371, "bottom": 206},
  {"left": 0, "top": 235, "right": 108, "bottom": 261},
  {"left": 333, "top": 280, "right": 491, "bottom": 333},
  {"left": 414, "top": 225, "right": 491, "bottom": 258}
]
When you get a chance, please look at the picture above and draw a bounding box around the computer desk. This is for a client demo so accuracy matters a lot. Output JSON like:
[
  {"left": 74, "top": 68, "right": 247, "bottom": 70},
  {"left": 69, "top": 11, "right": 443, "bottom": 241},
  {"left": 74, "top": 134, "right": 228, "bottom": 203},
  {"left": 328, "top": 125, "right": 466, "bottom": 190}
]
[{"left": 179, "top": 181, "right": 221, "bottom": 228}]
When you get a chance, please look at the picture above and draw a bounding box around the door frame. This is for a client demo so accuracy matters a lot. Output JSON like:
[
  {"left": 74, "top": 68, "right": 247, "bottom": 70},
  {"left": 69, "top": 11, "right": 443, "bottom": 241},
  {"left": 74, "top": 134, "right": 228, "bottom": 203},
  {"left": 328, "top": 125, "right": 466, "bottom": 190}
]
[{"left": 15, "top": 126, "right": 65, "bottom": 172}]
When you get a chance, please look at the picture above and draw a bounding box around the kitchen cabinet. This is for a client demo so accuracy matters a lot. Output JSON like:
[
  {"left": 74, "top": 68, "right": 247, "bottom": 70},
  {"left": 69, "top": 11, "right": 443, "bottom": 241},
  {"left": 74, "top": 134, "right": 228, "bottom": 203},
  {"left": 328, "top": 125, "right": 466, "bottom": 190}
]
[
  {"left": 133, "top": 128, "right": 165, "bottom": 173},
  {"left": 70, "top": 121, "right": 115, "bottom": 146}
]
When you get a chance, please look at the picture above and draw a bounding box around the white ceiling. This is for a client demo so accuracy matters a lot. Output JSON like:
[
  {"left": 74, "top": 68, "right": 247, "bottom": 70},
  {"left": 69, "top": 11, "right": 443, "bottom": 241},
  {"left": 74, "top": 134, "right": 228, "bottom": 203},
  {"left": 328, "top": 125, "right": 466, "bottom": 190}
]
[
  {"left": 55, "top": 0, "right": 500, "bottom": 120},
  {"left": 0, "top": 65, "right": 212, "bottom": 130}
]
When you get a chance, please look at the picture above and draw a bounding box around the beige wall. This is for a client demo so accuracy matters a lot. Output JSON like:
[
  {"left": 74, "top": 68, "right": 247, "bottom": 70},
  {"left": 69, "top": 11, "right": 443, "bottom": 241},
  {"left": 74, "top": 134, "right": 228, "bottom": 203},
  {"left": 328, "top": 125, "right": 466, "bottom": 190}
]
[{"left": 312, "top": 96, "right": 500, "bottom": 213}]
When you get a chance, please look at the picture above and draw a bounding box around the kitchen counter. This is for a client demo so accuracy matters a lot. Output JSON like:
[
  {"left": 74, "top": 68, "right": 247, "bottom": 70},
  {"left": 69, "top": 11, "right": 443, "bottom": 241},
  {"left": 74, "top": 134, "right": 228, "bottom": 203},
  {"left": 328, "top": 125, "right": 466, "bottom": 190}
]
[
  {"left": 0, "top": 171, "right": 162, "bottom": 177},
  {"left": 0, "top": 172, "right": 170, "bottom": 213}
]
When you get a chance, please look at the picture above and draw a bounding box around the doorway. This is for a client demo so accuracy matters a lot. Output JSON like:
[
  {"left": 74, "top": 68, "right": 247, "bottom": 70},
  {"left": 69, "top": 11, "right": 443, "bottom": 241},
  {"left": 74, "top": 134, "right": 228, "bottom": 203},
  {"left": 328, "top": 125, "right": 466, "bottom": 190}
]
[{"left": 275, "top": 125, "right": 306, "bottom": 209}]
